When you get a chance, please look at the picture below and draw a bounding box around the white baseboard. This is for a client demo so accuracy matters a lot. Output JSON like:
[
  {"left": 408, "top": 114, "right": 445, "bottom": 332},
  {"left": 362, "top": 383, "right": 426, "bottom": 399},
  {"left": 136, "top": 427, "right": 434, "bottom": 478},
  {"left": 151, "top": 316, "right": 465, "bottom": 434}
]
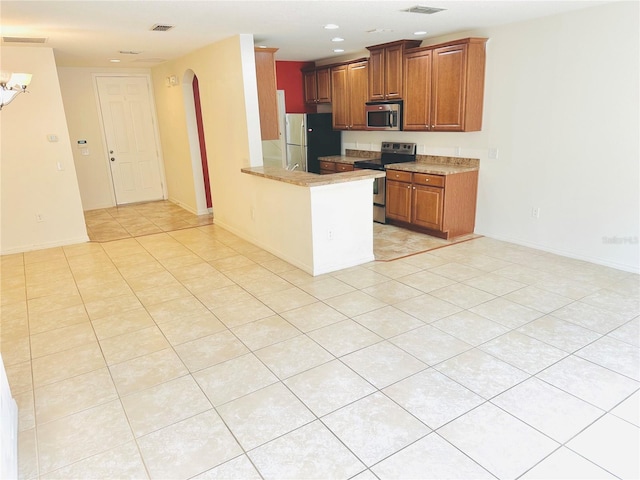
[
  {"left": 0, "top": 235, "right": 91, "bottom": 256},
  {"left": 477, "top": 231, "right": 639, "bottom": 274}
]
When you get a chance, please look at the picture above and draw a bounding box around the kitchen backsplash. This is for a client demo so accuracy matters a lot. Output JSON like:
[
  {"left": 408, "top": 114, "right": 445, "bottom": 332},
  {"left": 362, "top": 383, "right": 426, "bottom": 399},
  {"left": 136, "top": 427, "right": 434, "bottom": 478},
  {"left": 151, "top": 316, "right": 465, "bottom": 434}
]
[
  {"left": 344, "top": 149, "right": 381, "bottom": 159},
  {"left": 416, "top": 155, "right": 479, "bottom": 167},
  {"left": 345, "top": 149, "right": 479, "bottom": 167}
]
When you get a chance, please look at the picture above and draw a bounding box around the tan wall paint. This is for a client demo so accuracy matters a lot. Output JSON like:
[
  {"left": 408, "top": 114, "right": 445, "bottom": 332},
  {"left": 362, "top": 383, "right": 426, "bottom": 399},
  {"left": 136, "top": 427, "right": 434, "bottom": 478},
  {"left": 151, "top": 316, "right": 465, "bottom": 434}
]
[
  {"left": 151, "top": 34, "right": 263, "bottom": 237},
  {"left": 57, "top": 66, "right": 154, "bottom": 210},
  {"left": 0, "top": 47, "right": 88, "bottom": 254}
]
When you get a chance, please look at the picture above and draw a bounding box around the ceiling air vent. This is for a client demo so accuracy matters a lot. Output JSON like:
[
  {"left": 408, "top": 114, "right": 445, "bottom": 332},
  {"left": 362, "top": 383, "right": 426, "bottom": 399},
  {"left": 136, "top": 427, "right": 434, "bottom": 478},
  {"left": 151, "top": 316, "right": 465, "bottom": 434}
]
[
  {"left": 3, "top": 36, "right": 48, "bottom": 43},
  {"left": 119, "top": 50, "right": 142, "bottom": 55},
  {"left": 403, "top": 5, "right": 446, "bottom": 14},
  {"left": 150, "top": 24, "right": 174, "bottom": 32}
]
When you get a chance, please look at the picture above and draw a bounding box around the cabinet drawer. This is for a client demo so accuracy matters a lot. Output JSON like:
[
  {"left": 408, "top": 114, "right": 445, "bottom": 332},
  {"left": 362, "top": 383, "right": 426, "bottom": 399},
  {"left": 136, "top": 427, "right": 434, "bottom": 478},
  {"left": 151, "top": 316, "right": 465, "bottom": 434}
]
[
  {"left": 386, "top": 170, "right": 412, "bottom": 183},
  {"left": 319, "top": 161, "right": 336, "bottom": 172},
  {"left": 413, "top": 173, "right": 444, "bottom": 187},
  {"left": 335, "top": 163, "right": 354, "bottom": 172}
]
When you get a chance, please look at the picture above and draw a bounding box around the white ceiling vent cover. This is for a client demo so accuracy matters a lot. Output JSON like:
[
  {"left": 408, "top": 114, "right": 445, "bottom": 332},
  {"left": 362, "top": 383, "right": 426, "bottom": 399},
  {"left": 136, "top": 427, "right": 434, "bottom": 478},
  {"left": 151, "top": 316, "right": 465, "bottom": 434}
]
[
  {"left": 403, "top": 5, "right": 446, "bottom": 14},
  {"left": 3, "top": 36, "right": 48, "bottom": 43},
  {"left": 151, "top": 24, "right": 174, "bottom": 32}
]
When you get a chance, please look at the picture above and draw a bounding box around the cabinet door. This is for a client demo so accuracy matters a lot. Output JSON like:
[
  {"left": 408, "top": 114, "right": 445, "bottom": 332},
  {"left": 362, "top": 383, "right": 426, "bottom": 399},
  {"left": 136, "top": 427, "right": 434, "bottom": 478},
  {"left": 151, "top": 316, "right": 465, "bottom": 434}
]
[
  {"left": 331, "top": 65, "right": 350, "bottom": 130},
  {"left": 254, "top": 48, "right": 279, "bottom": 140},
  {"left": 386, "top": 179, "right": 412, "bottom": 223},
  {"left": 412, "top": 184, "right": 443, "bottom": 230},
  {"left": 303, "top": 70, "right": 318, "bottom": 104},
  {"left": 431, "top": 44, "right": 467, "bottom": 131},
  {"left": 348, "top": 61, "right": 369, "bottom": 130},
  {"left": 403, "top": 49, "right": 432, "bottom": 131},
  {"left": 316, "top": 67, "right": 332, "bottom": 103},
  {"left": 384, "top": 43, "right": 405, "bottom": 100},
  {"left": 368, "top": 48, "right": 385, "bottom": 101}
]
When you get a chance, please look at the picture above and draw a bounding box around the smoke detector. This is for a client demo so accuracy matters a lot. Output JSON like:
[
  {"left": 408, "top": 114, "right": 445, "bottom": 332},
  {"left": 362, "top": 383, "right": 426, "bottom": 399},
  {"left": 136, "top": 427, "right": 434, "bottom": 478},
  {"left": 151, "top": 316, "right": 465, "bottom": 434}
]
[
  {"left": 150, "top": 24, "right": 174, "bottom": 32},
  {"left": 403, "top": 5, "right": 446, "bottom": 14}
]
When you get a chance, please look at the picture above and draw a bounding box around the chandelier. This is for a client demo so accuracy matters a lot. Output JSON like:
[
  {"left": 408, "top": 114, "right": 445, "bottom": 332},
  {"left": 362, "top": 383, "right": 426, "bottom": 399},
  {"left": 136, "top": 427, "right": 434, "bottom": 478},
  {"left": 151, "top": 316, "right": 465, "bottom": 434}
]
[{"left": 0, "top": 71, "right": 32, "bottom": 110}]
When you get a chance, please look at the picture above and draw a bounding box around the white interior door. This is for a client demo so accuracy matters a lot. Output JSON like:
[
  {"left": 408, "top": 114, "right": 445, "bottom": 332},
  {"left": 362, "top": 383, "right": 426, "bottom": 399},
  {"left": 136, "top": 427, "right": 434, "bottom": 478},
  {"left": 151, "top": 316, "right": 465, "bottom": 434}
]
[{"left": 96, "top": 76, "right": 164, "bottom": 205}]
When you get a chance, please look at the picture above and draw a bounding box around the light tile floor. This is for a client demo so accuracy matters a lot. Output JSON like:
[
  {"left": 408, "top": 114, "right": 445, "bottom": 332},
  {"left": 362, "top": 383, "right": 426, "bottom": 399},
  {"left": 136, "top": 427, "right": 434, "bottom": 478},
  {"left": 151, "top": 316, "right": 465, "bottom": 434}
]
[{"left": 1, "top": 218, "right": 639, "bottom": 479}]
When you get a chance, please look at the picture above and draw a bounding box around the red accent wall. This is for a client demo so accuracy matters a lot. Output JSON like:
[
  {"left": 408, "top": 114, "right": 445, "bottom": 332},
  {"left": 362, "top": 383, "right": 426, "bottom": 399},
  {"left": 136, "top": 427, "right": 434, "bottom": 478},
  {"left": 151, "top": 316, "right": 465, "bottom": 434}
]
[{"left": 275, "top": 61, "right": 315, "bottom": 114}]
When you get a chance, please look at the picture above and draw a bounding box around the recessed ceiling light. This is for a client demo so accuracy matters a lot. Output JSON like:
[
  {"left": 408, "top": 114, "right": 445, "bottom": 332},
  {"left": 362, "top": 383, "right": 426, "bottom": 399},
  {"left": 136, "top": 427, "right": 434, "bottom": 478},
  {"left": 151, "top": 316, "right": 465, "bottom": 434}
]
[
  {"left": 331, "top": 37, "right": 344, "bottom": 42},
  {"left": 414, "top": 31, "right": 427, "bottom": 35},
  {"left": 333, "top": 49, "right": 344, "bottom": 53},
  {"left": 257, "top": 45, "right": 268, "bottom": 48},
  {"left": 366, "top": 28, "right": 394, "bottom": 34},
  {"left": 324, "top": 24, "right": 339, "bottom": 30},
  {"left": 109, "top": 59, "right": 121, "bottom": 63}
]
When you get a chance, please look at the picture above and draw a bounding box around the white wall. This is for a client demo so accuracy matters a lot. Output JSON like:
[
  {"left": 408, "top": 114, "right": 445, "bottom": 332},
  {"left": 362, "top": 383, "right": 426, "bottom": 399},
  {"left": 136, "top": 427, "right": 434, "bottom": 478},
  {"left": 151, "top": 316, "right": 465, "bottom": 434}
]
[
  {"left": 57, "top": 66, "right": 153, "bottom": 210},
  {"left": 0, "top": 354, "right": 18, "bottom": 480},
  {"left": 0, "top": 47, "right": 88, "bottom": 254},
  {"left": 345, "top": 1, "right": 639, "bottom": 272}
]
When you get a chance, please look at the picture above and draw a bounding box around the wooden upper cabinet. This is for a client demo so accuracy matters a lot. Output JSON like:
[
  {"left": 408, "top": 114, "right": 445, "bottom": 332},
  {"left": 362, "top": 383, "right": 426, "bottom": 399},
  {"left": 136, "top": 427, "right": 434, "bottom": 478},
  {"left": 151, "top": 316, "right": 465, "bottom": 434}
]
[
  {"left": 432, "top": 44, "right": 468, "bottom": 131},
  {"left": 330, "top": 65, "right": 349, "bottom": 129},
  {"left": 330, "top": 59, "right": 368, "bottom": 130},
  {"left": 254, "top": 47, "right": 279, "bottom": 140},
  {"left": 315, "top": 67, "right": 332, "bottom": 103},
  {"left": 367, "top": 40, "right": 421, "bottom": 101},
  {"left": 303, "top": 66, "right": 331, "bottom": 104},
  {"left": 403, "top": 49, "right": 432, "bottom": 131},
  {"left": 403, "top": 37, "right": 487, "bottom": 132},
  {"left": 348, "top": 61, "right": 369, "bottom": 130}
]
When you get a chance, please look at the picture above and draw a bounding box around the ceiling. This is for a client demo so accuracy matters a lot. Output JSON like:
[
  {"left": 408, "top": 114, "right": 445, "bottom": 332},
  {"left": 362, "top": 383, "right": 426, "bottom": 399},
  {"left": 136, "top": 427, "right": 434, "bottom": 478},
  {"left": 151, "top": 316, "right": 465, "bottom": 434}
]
[{"left": 1, "top": 0, "right": 610, "bottom": 68}]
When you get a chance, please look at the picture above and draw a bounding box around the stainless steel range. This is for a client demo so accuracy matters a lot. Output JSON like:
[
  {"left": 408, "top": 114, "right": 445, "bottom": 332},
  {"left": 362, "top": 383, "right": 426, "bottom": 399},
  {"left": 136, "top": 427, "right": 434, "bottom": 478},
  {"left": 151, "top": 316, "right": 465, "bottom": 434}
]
[{"left": 354, "top": 142, "right": 417, "bottom": 223}]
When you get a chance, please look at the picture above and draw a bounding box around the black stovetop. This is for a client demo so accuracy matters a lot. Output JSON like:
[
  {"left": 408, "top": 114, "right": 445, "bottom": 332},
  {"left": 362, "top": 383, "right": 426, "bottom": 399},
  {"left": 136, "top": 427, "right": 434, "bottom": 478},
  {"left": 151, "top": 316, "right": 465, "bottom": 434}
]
[{"left": 354, "top": 142, "right": 417, "bottom": 171}]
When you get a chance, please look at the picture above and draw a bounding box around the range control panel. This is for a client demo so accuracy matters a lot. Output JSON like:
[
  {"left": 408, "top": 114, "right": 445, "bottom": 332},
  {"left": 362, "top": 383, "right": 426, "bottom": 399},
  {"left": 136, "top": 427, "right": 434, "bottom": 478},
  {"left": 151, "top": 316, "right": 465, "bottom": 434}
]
[{"left": 381, "top": 142, "right": 417, "bottom": 156}]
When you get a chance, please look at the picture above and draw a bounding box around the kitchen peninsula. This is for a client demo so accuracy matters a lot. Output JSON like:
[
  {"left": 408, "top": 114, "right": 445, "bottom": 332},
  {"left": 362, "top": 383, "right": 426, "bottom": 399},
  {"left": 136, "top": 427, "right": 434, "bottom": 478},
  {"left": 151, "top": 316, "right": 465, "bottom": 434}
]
[{"left": 241, "top": 166, "right": 384, "bottom": 275}]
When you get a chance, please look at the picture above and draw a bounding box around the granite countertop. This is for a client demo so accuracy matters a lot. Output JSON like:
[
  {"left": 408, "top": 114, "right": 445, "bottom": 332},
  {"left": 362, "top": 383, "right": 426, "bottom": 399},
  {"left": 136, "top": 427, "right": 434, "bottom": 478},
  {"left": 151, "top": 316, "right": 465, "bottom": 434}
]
[
  {"left": 317, "top": 155, "right": 375, "bottom": 165},
  {"left": 241, "top": 166, "right": 385, "bottom": 187},
  {"left": 385, "top": 162, "right": 479, "bottom": 175},
  {"left": 321, "top": 151, "right": 479, "bottom": 175}
]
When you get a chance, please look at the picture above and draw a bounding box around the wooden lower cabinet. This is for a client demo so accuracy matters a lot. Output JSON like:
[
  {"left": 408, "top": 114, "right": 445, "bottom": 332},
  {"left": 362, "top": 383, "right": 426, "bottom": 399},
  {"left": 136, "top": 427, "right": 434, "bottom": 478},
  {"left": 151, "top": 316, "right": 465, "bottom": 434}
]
[
  {"left": 385, "top": 179, "right": 412, "bottom": 223},
  {"left": 335, "top": 163, "right": 354, "bottom": 172},
  {"left": 386, "top": 169, "right": 478, "bottom": 239},
  {"left": 319, "top": 160, "right": 354, "bottom": 174},
  {"left": 412, "top": 184, "right": 443, "bottom": 230}
]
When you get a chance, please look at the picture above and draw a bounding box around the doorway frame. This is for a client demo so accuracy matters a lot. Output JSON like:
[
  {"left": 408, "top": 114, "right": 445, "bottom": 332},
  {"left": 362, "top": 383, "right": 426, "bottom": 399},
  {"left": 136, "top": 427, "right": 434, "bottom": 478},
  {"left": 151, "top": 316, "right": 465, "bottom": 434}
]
[
  {"left": 182, "top": 70, "right": 212, "bottom": 215},
  {"left": 92, "top": 73, "right": 168, "bottom": 206}
]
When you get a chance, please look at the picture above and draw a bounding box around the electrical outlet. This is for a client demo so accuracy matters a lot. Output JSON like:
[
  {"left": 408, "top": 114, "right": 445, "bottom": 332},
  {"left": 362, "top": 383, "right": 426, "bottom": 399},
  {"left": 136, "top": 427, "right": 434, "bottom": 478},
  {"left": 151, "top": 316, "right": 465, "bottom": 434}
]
[
  {"left": 531, "top": 207, "right": 540, "bottom": 219},
  {"left": 453, "top": 146, "right": 461, "bottom": 156},
  {"left": 488, "top": 147, "right": 499, "bottom": 159},
  {"left": 327, "top": 229, "right": 334, "bottom": 240},
  {"left": 35, "top": 213, "right": 44, "bottom": 222}
]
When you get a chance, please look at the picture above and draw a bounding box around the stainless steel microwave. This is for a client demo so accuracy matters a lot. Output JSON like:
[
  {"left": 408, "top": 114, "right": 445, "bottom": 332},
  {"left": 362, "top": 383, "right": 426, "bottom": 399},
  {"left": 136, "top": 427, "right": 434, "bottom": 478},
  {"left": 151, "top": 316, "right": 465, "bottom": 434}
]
[{"left": 365, "top": 101, "right": 402, "bottom": 131}]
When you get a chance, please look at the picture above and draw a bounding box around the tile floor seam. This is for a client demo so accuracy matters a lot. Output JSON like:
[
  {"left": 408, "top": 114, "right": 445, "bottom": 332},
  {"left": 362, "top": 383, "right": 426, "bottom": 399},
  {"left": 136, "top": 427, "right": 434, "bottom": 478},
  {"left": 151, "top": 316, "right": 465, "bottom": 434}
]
[{"left": 4, "top": 210, "right": 639, "bottom": 479}]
